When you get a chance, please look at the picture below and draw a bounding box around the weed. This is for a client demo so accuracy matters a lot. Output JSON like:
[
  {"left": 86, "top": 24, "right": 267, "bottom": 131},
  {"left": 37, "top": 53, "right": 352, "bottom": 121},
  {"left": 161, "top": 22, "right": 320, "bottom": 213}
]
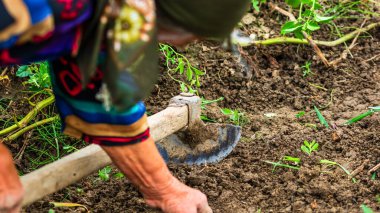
[
  {"left": 295, "top": 111, "right": 306, "bottom": 119},
  {"left": 360, "top": 204, "right": 373, "bottom": 213},
  {"left": 281, "top": 0, "right": 335, "bottom": 38},
  {"left": 220, "top": 108, "right": 248, "bottom": 126},
  {"left": 302, "top": 61, "right": 313, "bottom": 77},
  {"left": 301, "top": 140, "right": 319, "bottom": 156},
  {"left": 251, "top": 0, "right": 266, "bottom": 12},
  {"left": 264, "top": 156, "right": 301, "bottom": 172},
  {"left": 113, "top": 172, "right": 125, "bottom": 179},
  {"left": 159, "top": 44, "right": 205, "bottom": 94},
  {"left": 98, "top": 166, "right": 112, "bottom": 181},
  {"left": 314, "top": 106, "right": 329, "bottom": 128},
  {"left": 16, "top": 62, "right": 51, "bottom": 90},
  {"left": 345, "top": 106, "right": 380, "bottom": 125},
  {"left": 320, "top": 159, "right": 356, "bottom": 183}
]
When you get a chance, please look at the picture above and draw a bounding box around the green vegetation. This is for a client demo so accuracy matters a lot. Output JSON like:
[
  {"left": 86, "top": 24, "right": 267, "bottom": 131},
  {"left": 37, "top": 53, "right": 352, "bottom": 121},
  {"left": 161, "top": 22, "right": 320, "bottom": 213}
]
[
  {"left": 251, "top": 0, "right": 266, "bottom": 12},
  {"left": 264, "top": 156, "right": 301, "bottom": 172},
  {"left": 346, "top": 106, "right": 380, "bottom": 125},
  {"left": 314, "top": 106, "right": 329, "bottom": 128},
  {"left": 16, "top": 62, "right": 51, "bottom": 90},
  {"left": 159, "top": 44, "right": 205, "bottom": 94},
  {"left": 302, "top": 61, "right": 313, "bottom": 77},
  {"left": 281, "top": 0, "right": 335, "bottom": 38},
  {"left": 98, "top": 166, "right": 112, "bottom": 181},
  {"left": 301, "top": 140, "right": 319, "bottom": 156},
  {"left": 220, "top": 108, "right": 249, "bottom": 126},
  {"left": 320, "top": 159, "right": 356, "bottom": 183}
]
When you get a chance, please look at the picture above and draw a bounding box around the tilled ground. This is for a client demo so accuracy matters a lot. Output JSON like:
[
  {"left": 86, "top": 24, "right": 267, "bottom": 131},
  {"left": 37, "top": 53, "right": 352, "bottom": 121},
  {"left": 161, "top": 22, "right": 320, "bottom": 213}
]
[{"left": 12, "top": 6, "right": 380, "bottom": 213}]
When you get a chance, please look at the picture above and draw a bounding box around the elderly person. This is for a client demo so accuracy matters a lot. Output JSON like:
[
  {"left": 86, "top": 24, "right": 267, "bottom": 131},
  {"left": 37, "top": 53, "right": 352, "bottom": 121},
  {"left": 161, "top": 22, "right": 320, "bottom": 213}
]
[{"left": 0, "top": 0, "right": 248, "bottom": 212}]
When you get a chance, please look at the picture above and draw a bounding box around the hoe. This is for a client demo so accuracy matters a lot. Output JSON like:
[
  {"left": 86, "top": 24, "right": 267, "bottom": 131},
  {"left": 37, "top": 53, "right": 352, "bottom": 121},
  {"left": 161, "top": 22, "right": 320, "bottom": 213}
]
[{"left": 20, "top": 93, "right": 241, "bottom": 206}]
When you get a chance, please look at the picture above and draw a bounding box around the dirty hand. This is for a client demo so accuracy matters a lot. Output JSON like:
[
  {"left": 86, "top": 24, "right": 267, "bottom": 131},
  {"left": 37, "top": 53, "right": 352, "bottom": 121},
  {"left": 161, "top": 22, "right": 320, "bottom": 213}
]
[
  {"left": 143, "top": 177, "right": 212, "bottom": 213},
  {"left": 0, "top": 144, "right": 24, "bottom": 213}
]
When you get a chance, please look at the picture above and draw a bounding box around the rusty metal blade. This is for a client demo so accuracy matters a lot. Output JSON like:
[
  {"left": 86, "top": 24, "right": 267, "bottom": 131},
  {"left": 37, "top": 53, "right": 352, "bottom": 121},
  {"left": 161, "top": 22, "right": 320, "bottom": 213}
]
[{"left": 156, "top": 124, "right": 241, "bottom": 165}]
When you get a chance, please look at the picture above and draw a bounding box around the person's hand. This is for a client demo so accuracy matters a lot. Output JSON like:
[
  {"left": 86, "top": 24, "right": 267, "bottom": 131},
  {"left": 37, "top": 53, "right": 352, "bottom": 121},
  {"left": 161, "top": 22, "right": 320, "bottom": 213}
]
[
  {"left": 0, "top": 144, "right": 24, "bottom": 213},
  {"left": 143, "top": 177, "right": 212, "bottom": 213}
]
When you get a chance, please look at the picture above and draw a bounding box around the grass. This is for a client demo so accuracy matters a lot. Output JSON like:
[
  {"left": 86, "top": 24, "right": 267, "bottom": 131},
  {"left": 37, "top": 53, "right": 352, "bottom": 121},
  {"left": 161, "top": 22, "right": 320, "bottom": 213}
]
[{"left": 320, "top": 159, "right": 357, "bottom": 183}]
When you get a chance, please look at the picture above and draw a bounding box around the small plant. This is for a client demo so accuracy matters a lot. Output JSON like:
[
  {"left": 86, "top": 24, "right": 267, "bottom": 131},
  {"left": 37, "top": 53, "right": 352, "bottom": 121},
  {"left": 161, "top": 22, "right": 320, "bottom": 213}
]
[
  {"left": 16, "top": 62, "right": 51, "bottom": 90},
  {"left": 302, "top": 61, "right": 313, "bottom": 77},
  {"left": 320, "top": 159, "right": 356, "bottom": 183},
  {"left": 314, "top": 106, "right": 329, "bottom": 128},
  {"left": 220, "top": 108, "right": 248, "bottom": 126},
  {"left": 281, "top": 0, "right": 335, "bottom": 38},
  {"left": 301, "top": 140, "right": 319, "bottom": 156},
  {"left": 360, "top": 204, "right": 374, "bottom": 213},
  {"left": 113, "top": 172, "right": 125, "bottom": 179},
  {"left": 251, "top": 0, "right": 267, "bottom": 12},
  {"left": 264, "top": 156, "right": 301, "bottom": 172},
  {"left": 295, "top": 111, "right": 306, "bottom": 118},
  {"left": 345, "top": 106, "right": 380, "bottom": 125},
  {"left": 159, "top": 44, "right": 205, "bottom": 94},
  {"left": 98, "top": 166, "right": 112, "bottom": 181}
]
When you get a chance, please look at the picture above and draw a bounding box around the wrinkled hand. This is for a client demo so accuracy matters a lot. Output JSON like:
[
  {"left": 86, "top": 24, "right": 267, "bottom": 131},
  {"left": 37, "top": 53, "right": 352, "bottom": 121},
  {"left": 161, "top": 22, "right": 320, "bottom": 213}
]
[
  {"left": 0, "top": 144, "right": 24, "bottom": 213},
  {"left": 143, "top": 177, "right": 212, "bottom": 213}
]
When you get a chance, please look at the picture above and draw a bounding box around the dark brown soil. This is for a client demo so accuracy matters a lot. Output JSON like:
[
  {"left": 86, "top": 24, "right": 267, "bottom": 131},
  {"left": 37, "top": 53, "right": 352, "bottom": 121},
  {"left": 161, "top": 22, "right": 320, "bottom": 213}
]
[{"left": 3, "top": 4, "right": 380, "bottom": 213}]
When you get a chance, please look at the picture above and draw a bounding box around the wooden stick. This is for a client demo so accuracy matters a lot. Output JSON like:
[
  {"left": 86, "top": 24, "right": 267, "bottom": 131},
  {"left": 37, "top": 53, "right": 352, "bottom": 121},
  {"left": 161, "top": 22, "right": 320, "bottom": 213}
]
[
  {"left": 20, "top": 104, "right": 189, "bottom": 206},
  {"left": 269, "top": 2, "right": 330, "bottom": 67}
]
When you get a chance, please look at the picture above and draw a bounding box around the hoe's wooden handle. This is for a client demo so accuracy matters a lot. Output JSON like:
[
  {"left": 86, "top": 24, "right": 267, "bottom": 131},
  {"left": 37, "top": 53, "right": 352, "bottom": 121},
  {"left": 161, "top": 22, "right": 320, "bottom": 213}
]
[{"left": 21, "top": 105, "right": 188, "bottom": 206}]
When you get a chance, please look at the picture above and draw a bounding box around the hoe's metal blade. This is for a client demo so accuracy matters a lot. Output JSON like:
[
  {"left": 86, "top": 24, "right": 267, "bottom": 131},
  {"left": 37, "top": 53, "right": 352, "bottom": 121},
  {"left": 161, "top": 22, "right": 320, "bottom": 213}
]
[{"left": 156, "top": 124, "right": 241, "bottom": 165}]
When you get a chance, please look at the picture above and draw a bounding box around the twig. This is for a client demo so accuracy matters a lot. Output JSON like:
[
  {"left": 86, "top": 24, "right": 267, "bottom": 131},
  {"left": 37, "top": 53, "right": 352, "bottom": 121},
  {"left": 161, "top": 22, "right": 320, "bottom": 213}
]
[
  {"left": 0, "top": 96, "right": 55, "bottom": 136},
  {"left": 3, "top": 115, "right": 59, "bottom": 142},
  {"left": 351, "top": 159, "right": 369, "bottom": 177},
  {"left": 237, "top": 22, "right": 380, "bottom": 47},
  {"left": 330, "top": 19, "right": 367, "bottom": 66},
  {"left": 363, "top": 53, "right": 380, "bottom": 63},
  {"left": 368, "top": 162, "right": 380, "bottom": 174},
  {"left": 269, "top": 2, "right": 330, "bottom": 67}
]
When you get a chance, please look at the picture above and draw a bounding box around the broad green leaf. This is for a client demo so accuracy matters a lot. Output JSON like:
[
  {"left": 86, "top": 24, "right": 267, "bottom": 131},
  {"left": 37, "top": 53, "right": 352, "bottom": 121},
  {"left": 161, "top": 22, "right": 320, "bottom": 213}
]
[
  {"left": 221, "top": 108, "right": 233, "bottom": 115},
  {"left": 312, "top": 142, "right": 319, "bottom": 151},
  {"left": 193, "top": 68, "right": 205, "bottom": 76},
  {"left": 314, "top": 14, "right": 335, "bottom": 23},
  {"left": 16, "top": 65, "right": 32, "bottom": 77},
  {"left": 306, "top": 21, "right": 320, "bottom": 31},
  {"left": 285, "top": 0, "right": 301, "bottom": 8},
  {"left": 281, "top": 21, "right": 302, "bottom": 35}
]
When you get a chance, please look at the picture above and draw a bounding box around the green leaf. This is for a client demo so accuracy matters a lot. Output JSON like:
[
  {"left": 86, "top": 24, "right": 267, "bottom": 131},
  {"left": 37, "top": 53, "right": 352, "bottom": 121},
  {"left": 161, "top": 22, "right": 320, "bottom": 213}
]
[
  {"left": 281, "top": 21, "right": 303, "bottom": 35},
  {"left": 314, "top": 106, "right": 329, "bottom": 128},
  {"left": 361, "top": 204, "right": 374, "bottom": 213},
  {"left": 193, "top": 68, "right": 205, "bottom": 76},
  {"left": 306, "top": 21, "right": 320, "bottom": 31},
  {"left": 314, "top": 14, "right": 335, "bottom": 23},
  {"left": 283, "top": 156, "right": 301, "bottom": 163},
  {"left": 369, "top": 106, "right": 380, "bottom": 111},
  {"left": 186, "top": 68, "right": 193, "bottom": 81},
  {"left": 178, "top": 59, "right": 184, "bottom": 74},
  {"left": 320, "top": 159, "right": 336, "bottom": 165},
  {"left": 16, "top": 65, "right": 32, "bottom": 77},
  {"left": 251, "top": 0, "right": 260, "bottom": 12},
  {"left": 301, "top": 145, "right": 310, "bottom": 155},
  {"left": 345, "top": 110, "right": 374, "bottom": 125},
  {"left": 285, "top": 0, "right": 301, "bottom": 8},
  {"left": 221, "top": 108, "right": 233, "bottom": 115},
  {"left": 311, "top": 142, "right": 319, "bottom": 151}
]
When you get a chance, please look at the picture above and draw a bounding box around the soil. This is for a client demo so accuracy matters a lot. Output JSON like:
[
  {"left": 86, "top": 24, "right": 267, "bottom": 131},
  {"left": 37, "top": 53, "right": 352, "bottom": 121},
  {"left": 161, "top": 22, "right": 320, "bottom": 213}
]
[{"left": 1, "top": 4, "right": 379, "bottom": 213}]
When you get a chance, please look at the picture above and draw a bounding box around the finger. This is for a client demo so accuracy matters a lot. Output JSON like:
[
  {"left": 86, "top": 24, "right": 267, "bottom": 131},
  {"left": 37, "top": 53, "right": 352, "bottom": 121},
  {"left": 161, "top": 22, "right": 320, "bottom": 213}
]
[{"left": 198, "top": 203, "right": 213, "bottom": 213}]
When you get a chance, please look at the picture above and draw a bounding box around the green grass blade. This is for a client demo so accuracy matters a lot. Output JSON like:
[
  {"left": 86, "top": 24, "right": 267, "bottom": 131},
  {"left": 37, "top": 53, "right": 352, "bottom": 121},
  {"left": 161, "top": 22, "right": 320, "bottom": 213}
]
[
  {"left": 314, "top": 106, "right": 329, "bottom": 128},
  {"left": 263, "top": 161, "right": 300, "bottom": 171},
  {"left": 360, "top": 204, "right": 374, "bottom": 213},
  {"left": 345, "top": 110, "right": 374, "bottom": 125}
]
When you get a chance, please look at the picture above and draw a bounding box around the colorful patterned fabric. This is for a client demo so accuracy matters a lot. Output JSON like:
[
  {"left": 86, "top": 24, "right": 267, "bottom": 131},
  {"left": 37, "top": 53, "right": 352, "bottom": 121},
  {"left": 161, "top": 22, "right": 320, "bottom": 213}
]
[{"left": 0, "top": 0, "right": 149, "bottom": 146}]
